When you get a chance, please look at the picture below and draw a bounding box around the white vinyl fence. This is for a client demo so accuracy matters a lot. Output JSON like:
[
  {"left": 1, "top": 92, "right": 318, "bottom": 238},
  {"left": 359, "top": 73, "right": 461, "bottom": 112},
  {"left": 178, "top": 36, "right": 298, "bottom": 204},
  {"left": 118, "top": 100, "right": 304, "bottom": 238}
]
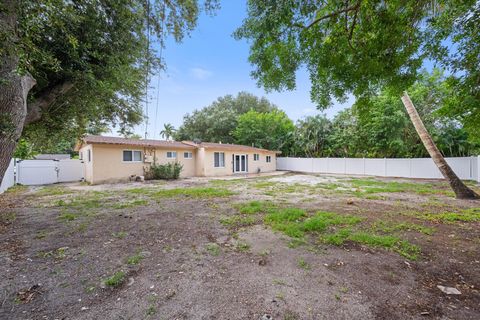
[
  {"left": 0, "top": 159, "right": 15, "bottom": 194},
  {"left": 17, "top": 159, "right": 84, "bottom": 185},
  {"left": 277, "top": 156, "right": 480, "bottom": 182}
]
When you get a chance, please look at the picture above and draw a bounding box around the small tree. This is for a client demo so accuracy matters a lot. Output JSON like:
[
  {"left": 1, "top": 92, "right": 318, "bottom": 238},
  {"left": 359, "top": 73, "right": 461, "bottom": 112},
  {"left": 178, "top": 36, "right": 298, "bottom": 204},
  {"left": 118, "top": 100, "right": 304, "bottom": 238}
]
[{"left": 160, "top": 123, "right": 176, "bottom": 140}]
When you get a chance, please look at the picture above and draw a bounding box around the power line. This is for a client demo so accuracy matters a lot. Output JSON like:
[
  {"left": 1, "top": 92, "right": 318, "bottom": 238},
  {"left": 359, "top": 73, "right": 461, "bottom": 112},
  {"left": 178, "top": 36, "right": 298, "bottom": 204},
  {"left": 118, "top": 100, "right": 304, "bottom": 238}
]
[{"left": 144, "top": 0, "right": 151, "bottom": 139}]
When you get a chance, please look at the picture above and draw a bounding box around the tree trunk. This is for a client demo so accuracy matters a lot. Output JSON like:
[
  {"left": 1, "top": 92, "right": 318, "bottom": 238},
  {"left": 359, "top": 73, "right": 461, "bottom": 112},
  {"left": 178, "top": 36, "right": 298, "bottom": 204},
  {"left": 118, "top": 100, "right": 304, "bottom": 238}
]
[
  {"left": 0, "top": 0, "right": 36, "bottom": 187},
  {"left": 401, "top": 92, "right": 479, "bottom": 200}
]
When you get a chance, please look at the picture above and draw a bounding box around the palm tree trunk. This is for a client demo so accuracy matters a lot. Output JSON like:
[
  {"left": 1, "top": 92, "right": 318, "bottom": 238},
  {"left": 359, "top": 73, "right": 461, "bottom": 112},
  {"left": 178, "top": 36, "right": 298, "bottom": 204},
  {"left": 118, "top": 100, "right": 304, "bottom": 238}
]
[{"left": 401, "top": 92, "right": 478, "bottom": 199}]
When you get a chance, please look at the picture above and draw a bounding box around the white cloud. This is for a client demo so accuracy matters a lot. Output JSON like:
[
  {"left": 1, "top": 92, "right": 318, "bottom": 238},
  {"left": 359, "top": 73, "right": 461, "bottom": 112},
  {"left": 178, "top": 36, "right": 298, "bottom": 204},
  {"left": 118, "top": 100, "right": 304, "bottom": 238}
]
[{"left": 190, "top": 67, "right": 213, "bottom": 80}]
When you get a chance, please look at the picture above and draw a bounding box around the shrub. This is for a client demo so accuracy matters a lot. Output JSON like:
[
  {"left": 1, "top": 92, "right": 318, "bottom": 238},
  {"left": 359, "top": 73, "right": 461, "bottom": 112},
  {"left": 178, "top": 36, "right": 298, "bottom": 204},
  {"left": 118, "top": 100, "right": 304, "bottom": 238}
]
[{"left": 146, "top": 162, "right": 183, "bottom": 180}]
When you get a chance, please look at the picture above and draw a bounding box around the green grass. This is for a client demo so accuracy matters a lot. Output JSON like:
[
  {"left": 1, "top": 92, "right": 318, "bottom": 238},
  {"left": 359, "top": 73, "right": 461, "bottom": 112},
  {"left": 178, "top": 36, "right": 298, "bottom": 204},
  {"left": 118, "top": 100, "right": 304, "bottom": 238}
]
[
  {"left": 220, "top": 215, "right": 256, "bottom": 228},
  {"left": 372, "top": 221, "right": 435, "bottom": 235},
  {"left": 126, "top": 252, "right": 144, "bottom": 265},
  {"left": 0, "top": 212, "right": 16, "bottom": 225},
  {"left": 424, "top": 207, "right": 480, "bottom": 223},
  {"left": 112, "top": 231, "right": 128, "bottom": 239},
  {"left": 321, "top": 228, "right": 420, "bottom": 260},
  {"left": 237, "top": 200, "right": 274, "bottom": 214},
  {"left": 36, "top": 186, "right": 74, "bottom": 196},
  {"left": 58, "top": 212, "right": 76, "bottom": 221},
  {"left": 297, "top": 258, "right": 310, "bottom": 270},
  {"left": 113, "top": 199, "right": 149, "bottom": 209},
  {"left": 154, "top": 187, "right": 234, "bottom": 198},
  {"left": 104, "top": 271, "right": 126, "bottom": 287},
  {"left": 205, "top": 243, "right": 220, "bottom": 256},
  {"left": 235, "top": 242, "right": 251, "bottom": 252},
  {"left": 347, "top": 178, "right": 452, "bottom": 196},
  {"left": 125, "top": 188, "right": 155, "bottom": 195},
  {"left": 265, "top": 209, "right": 362, "bottom": 239}
]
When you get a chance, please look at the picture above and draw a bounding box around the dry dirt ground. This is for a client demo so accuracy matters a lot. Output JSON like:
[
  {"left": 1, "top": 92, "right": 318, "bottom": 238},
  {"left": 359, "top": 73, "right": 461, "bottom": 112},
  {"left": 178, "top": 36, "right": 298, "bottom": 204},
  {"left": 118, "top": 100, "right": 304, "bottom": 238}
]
[{"left": 0, "top": 173, "right": 479, "bottom": 320}]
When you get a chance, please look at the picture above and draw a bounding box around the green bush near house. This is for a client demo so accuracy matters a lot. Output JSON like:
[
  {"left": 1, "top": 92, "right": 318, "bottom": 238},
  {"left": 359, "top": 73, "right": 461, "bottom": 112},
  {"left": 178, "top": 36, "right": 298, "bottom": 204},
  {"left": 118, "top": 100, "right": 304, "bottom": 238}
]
[{"left": 145, "top": 162, "right": 183, "bottom": 180}]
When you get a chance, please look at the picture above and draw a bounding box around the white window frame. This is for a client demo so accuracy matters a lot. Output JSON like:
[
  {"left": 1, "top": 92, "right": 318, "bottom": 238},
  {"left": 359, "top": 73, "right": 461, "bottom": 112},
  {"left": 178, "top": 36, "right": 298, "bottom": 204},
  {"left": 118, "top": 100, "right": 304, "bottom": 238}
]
[
  {"left": 266, "top": 155, "right": 272, "bottom": 163},
  {"left": 123, "top": 150, "right": 143, "bottom": 163},
  {"left": 166, "top": 151, "right": 177, "bottom": 159},
  {"left": 253, "top": 153, "right": 260, "bottom": 161},
  {"left": 214, "top": 152, "right": 225, "bottom": 168},
  {"left": 184, "top": 152, "right": 193, "bottom": 159}
]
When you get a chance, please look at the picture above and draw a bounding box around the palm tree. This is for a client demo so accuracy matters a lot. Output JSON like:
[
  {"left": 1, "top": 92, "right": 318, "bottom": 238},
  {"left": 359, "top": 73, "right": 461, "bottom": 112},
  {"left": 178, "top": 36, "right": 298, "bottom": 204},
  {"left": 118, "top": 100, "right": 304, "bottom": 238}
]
[
  {"left": 401, "top": 92, "right": 478, "bottom": 199},
  {"left": 160, "top": 123, "right": 176, "bottom": 141}
]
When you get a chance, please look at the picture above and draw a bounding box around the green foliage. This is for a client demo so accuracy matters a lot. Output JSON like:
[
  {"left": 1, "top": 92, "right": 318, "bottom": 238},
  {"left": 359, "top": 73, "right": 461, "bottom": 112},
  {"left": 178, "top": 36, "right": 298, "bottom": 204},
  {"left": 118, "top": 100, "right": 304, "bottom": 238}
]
[
  {"left": 424, "top": 208, "right": 480, "bottom": 223},
  {"left": 126, "top": 252, "right": 144, "bottom": 265},
  {"left": 233, "top": 109, "right": 295, "bottom": 154},
  {"left": 104, "top": 271, "right": 126, "bottom": 287},
  {"left": 237, "top": 201, "right": 273, "bottom": 214},
  {"left": 175, "top": 92, "right": 278, "bottom": 143},
  {"left": 236, "top": 0, "right": 480, "bottom": 145},
  {"left": 205, "top": 243, "right": 220, "bottom": 256},
  {"left": 160, "top": 123, "right": 176, "bottom": 140},
  {"left": 13, "top": 139, "right": 37, "bottom": 159},
  {"left": 4, "top": 0, "right": 218, "bottom": 152},
  {"left": 145, "top": 162, "right": 183, "bottom": 180}
]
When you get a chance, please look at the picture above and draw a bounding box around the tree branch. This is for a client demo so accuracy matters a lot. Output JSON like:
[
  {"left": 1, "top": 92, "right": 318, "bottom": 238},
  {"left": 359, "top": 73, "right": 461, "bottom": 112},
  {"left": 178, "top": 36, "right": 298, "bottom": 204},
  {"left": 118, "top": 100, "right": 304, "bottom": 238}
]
[
  {"left": 300, "top": 3, "right": 361, "bottom": 30},
  {"left": 25, "top": 81, "right": 74, "bottom": 125}
]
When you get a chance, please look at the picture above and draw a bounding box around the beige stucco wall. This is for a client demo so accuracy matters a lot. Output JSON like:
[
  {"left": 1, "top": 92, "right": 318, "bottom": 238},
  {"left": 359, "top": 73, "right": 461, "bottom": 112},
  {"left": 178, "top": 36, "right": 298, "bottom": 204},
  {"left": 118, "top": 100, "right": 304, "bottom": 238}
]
[
  {"left": 79, "top": 143, "right": 277, "bottom": 183},
  {"left": 201, "top": 149, "right": 277, "bottom": 177}
]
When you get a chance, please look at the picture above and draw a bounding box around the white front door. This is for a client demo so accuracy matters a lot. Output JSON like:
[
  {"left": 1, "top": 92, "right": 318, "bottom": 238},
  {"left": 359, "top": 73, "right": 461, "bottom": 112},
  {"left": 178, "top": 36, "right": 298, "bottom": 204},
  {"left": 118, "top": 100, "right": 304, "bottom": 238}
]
[{"left": 234, "top": 154, "right": 247, "bottom": 173}]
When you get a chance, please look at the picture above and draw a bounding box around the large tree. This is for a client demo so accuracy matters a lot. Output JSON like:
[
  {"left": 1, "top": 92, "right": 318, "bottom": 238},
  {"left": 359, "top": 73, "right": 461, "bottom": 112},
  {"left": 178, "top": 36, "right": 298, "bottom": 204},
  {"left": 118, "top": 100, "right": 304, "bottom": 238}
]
[
  {"left": 233, "top": 109, "right": 295, "bottom": 154},
  {"left": 0, "top": 0, "right": 219, "bottom": 185},
  {"left": 175, "top": 92, "right": 278, "bottom": 143},
  {"left": 235, "top": 0, "right": 479, "bottom": 199}
]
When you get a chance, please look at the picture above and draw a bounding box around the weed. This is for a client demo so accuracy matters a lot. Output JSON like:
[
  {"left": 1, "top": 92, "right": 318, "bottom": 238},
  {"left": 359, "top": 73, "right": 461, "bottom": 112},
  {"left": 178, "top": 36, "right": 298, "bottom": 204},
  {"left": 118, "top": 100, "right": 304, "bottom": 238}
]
[
  {"left": 126, "top": 252, "right": 144, "bottom": 265},
  {"left": 0, "top": 212, "right": 16, "bottom": 225},
  {"left": 237, "top": 200, "right": 273, "bottom": 214},
  {"left": 58, "top": 213, "right": 76, "bottom": 221},
  {"left": 113, "top": 199, "right": 149, "bottom": 209},
  {"left": 297, "top": 258, "right": 310, "bottom": 270},
  {"left": 425, "top": 207, "right": 480, "bottom": 223},
  {"left": 287, "top": 238, "right": 307, "bottom": 248},
  {"left": 104, "top": 271, "right": 126, "bottom": 287},
  {"left": 220, "top": 216, "right": 256, "bottom": 228},
  {"left": 35, "top": 230, "right": 49, "bottom": 239},
  {"left": 112, "top": 231, "right": 128, "bottom": 239},
  {"left": 146, "top": 305, "right": 156, "bottom": 316},
  {"left": 5, "top": 185, "right": 28, "bottom": 194},
  {"left": 126, "top": 188, "right": 154, "bottom": 195},
  {"left": 275, "top": 292, "right": 285, "bottom": 301},
  {"left": 272, "top": 279, "right": 286, "bottom": 285},
  {"left": 372, "top": 221, "right": 435, "bottom": 235},
  {"left": 36, "top": 186, "right": 73, "bottom": 196},
  {"left": 155, "top": 187, "right": 234, "bottom": 198},
  {"left": 205, "top": 243, "right": 220, "bottom": 256},
  {"left": 340, "top": 287, "right": 348, "bottom": 293},
  {"left": 85, "top": 286, "right": 96, "bottom": 293},
  {"left": 235, "top": 242, "right": 250, "bottom": 252}
]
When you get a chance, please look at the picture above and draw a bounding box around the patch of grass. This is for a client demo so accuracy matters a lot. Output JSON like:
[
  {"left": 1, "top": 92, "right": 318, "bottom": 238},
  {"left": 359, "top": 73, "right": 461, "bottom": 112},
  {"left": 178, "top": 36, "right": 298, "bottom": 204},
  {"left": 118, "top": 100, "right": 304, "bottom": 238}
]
[
  {"left": 126, "top": 252, "right": 144, "bottom": 265},
  {"left": 237, "top": 200, "right": 274, "bottom": 214},
  {"left": 297, "top": 258, "right": 310, "bottom": 270},
  {"left": 372, "top": 221, "right": 435, "bottom": 235},
  {"left": 35, "top": 230, "right": 49, "bottom": 239},
  {"left": 5, "top": 185, "right": 28, "bottom": 194},
  {"left": 113, "top": 199, "right": 149, "bottom": 209},
  {"left": 36, "top": 186, "right": 73, "bottom": 196},
  {"left": 154, "top": 187, "right": 234, "bottom": 198},
  {"left": 321, "top": 228, "right": 420, "bottom": 260},
  {"left": 125, "top": 188, "right": 154, "bottom": 195},
  {"left": 253, "top": 181, "right": 278, "bottom": 189},
  {"left": 205, "top": 243, "right": 220, "bottom": 256},
  {"left": 235, "top": 242, "right": 251, "bottom": 252},
  {"left": 347, "top": 178, "right": 451, "bottom": 196},
  {"left": 146, "top": 305, "right": 156, "bottom": 316},
  {"left": 425, "top": 207, "right": 480, "bottom": 223},
  {"left": 302, "top": 211, "right": 362, "bottom": 232},
  {"left": 104, "top": 271, "right": 126, "bottom": 287},
  {"left": 112, "top": 231, "right": 128, "bottom": 239},
  {"left": 220, "top": 215, "right": 256, "bottom": 228},
  {"left": 58, "top": 212, "right": 76, "bottom": 221},
  {"left": 0, "top": 212, "right": 16, "bottom": 225}
]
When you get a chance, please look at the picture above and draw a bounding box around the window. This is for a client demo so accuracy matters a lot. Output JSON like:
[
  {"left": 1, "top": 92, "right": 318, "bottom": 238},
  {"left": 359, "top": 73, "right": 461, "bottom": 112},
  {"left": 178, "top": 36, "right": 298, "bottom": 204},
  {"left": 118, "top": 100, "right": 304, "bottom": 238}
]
[
  {"left": 166, "top": 151, "right": 177, "bottom": 159},
  {"left": 79, "top": 152, "right": 83, "bottom": 160},
  {"left": 88, "top": 149, "right": 91, "bottom": 162},
  {"left": 266, "top": 155, "right": 272, "bottom": 163},
  {"left": 253, "top": 153, "right": 260, "bottom": 161},
  {"left": 214, "top": 152, "right": 225, "bottom": 168},
  {"left": 184, "top": 152, "right": 193, "bottom": 159},
  {"left": 123, "top": 150, "right": 142, "bottom": 162}
]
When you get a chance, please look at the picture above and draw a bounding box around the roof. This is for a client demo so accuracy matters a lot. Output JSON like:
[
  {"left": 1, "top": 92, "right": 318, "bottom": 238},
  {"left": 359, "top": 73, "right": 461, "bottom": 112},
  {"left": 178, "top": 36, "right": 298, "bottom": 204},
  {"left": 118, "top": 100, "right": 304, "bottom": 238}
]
[
  {"left": 77, "top": 135, "right": 280, "bottom": 154},
  {"left": 182, "top": 141, "right": 281, "bottom": 154},
  {"left": 79, "top": 135, "right": 195, "bottom": 150}
]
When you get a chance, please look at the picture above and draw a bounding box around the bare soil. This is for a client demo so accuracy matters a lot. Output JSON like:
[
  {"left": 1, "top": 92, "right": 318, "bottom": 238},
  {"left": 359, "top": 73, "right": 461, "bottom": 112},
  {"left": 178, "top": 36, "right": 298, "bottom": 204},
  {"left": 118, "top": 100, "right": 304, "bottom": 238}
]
[{"left": 0, "top": 173, "right": 479, "bottom": 320}]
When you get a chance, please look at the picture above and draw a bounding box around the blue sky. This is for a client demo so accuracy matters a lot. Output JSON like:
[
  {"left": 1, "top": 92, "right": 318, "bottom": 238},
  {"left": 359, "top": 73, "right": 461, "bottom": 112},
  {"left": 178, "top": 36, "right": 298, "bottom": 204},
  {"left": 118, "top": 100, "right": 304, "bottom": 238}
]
[{"left": 127, "top": 1, "right": 354, "bottom": 139}]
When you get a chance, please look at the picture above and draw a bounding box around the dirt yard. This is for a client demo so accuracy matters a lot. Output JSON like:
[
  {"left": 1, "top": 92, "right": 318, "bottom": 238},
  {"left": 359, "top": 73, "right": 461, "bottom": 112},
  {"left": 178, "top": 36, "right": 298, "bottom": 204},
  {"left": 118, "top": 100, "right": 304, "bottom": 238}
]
[{"left": 0, "top": 173, "right": 479, "bottom": 320}]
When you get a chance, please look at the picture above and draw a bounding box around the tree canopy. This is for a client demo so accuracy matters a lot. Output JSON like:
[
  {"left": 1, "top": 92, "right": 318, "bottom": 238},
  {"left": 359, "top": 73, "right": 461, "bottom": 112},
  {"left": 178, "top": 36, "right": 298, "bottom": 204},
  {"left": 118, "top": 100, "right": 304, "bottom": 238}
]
[
  {"left": 233, "top": 109, "right": 295, "bottom": 154},
  {"left": 174, "top": 92, "right": 278, "bottom": 143},
  {"left": 235, "top": 0, "right": 480, "bottom": 142}
]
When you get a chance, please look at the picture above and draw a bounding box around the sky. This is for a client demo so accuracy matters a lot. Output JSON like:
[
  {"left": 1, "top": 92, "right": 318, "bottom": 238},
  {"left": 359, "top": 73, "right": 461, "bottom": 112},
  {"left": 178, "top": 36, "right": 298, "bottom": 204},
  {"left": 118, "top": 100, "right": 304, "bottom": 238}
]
[{"left": 126, "top": 1, "right": 354, "bottom": 139}]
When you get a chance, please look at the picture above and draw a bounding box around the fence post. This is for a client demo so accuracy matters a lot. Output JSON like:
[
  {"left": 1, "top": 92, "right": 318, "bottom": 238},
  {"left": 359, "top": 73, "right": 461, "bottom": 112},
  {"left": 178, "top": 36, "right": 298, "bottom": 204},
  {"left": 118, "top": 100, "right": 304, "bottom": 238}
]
[
  {"left": 477, "top": 156, "right": 480, "bottom": 183},
  {"left": 384, "top": 158, "right": 387, "bottom": 177},
  {"left": 363, "top": 157, "right": 366, "bottom": 175}
]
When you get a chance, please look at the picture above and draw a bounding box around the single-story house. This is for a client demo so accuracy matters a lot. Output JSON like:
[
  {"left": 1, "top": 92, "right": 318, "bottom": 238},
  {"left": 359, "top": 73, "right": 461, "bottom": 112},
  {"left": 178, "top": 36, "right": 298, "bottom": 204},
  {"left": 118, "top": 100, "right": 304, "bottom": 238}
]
[{"left": 75, "top": 135, "right": 280, "bottom": 184}]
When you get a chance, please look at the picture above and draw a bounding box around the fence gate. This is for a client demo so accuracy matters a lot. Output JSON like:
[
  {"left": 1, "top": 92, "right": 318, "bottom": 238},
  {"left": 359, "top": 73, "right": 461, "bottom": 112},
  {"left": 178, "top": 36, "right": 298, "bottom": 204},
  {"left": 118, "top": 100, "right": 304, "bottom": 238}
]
[{"left": 17, "top": 159, "right": 84, "bottom": 185}]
